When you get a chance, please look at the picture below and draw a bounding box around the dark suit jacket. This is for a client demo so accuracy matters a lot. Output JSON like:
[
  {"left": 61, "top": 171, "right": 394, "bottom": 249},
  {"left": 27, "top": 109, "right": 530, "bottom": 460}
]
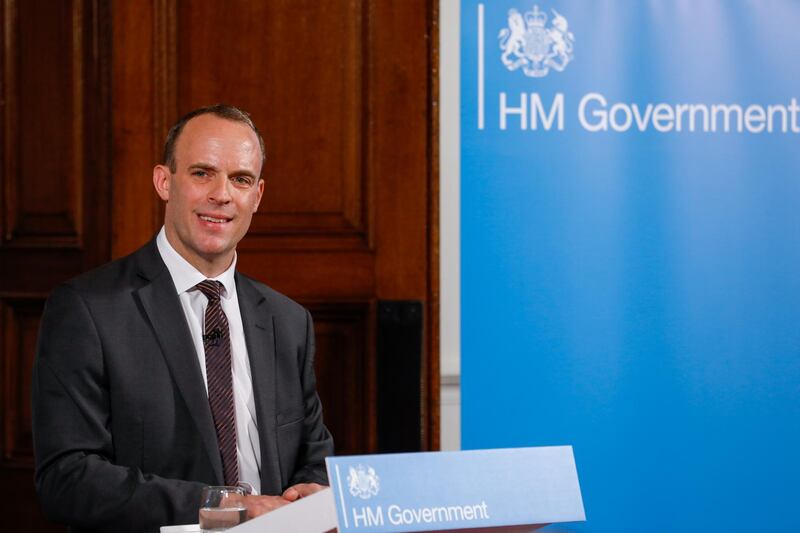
[{"left": 31, "top": 238, "right": 334, "bottom": 533}]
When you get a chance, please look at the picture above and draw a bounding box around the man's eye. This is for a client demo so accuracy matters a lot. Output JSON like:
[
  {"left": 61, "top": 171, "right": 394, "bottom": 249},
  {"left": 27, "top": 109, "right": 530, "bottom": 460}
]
[
  {"left": 192, "top": 170, "right": 208, "bottom": 177},
  {"left": 232, "top": 176, "right": 254, "bottom": 186}
]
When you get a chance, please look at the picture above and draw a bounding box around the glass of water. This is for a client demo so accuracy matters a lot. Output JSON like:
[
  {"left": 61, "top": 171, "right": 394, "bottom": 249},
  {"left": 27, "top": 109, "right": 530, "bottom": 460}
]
[{"left": 199, "top": 486, "right": 247, "bottom": 532}]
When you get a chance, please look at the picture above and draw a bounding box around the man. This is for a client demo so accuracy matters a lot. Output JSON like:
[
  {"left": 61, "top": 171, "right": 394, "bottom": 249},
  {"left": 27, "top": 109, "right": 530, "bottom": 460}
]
[{"left": 32, "top": 105, "right": 334, "bottom": 532}]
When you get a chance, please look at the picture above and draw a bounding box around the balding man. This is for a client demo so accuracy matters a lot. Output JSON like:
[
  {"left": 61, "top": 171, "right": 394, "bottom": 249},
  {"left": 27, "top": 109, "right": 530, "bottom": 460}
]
[{"left": 32, "top": 104, "right": 334, "bottom": 533}]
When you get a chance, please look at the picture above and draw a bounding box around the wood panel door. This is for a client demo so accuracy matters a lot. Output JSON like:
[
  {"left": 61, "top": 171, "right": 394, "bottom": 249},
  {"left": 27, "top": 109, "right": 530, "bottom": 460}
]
[
  {"left": 0, "top": 0, "right": 112, "bottom": 530},
  {"left": 0, "top": 0, "right": 437, "bottom": 529}
]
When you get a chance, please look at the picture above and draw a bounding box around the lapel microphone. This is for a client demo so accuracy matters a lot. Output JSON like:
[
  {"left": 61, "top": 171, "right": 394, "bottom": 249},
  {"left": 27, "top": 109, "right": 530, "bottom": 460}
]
[{"left": 203, "top": 328, "right": 224, "bottom": 346}]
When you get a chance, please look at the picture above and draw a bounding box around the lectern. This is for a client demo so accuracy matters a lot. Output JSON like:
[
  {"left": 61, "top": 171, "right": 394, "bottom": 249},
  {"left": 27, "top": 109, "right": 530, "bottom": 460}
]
[{"left": 221, "top": 446, "right": 585, "bottom": 533}]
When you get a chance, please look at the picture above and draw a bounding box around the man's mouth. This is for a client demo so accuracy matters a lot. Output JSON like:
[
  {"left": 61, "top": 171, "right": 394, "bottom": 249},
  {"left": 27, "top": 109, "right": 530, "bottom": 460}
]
[{"left": 198, "top": 214, "right": 230, "bottom": 224}]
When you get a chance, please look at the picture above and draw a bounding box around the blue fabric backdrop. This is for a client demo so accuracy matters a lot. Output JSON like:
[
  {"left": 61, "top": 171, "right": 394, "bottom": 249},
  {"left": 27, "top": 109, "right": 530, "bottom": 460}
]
[{"left": 460, "top": 1, "right": 800, "bottom": 531}]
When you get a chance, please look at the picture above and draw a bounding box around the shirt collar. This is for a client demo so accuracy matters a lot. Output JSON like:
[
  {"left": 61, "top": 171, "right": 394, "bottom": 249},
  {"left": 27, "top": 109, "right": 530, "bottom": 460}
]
[{"left": 156, "top": 227, "right": 237, "bottom": 299}]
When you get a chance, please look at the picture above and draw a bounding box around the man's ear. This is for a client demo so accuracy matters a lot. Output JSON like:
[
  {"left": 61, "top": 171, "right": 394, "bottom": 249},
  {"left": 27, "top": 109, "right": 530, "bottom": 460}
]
[
  {"left": 252, "top": 178, "right": 265, "bottom": 213},
  {"left": 153, "top": 165, "right": 171, "bottom": 201}
]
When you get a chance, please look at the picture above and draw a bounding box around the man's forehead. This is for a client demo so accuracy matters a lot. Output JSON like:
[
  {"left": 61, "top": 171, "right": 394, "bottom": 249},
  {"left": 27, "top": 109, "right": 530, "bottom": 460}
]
[
  {"left": 175, "top": 115, "right": 261, "bottom": 166},
  {"left": 179, "top": 114, "right": 258, "bottom": 146}
]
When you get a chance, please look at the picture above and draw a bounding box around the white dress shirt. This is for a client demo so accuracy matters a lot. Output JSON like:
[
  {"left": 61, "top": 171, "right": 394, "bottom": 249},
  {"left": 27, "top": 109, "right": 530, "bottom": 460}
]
[{"left": 156, "top": 227, "right": 262, "bottom": 493}]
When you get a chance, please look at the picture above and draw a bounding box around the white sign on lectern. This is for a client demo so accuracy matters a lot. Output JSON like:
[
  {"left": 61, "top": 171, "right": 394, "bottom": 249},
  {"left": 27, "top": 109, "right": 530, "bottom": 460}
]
[{"left": 327, "top": 446, "right": 585, "bottom": 532}]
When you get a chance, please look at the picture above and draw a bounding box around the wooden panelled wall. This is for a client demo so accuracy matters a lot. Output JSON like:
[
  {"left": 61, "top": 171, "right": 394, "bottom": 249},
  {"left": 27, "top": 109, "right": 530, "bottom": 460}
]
[{"left": 0, "top": 0, "right": 438, "bottom": 529}]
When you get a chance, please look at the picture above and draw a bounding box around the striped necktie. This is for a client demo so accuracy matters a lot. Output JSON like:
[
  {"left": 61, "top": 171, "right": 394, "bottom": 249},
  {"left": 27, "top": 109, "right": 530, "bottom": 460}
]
[{"left": 195, "top": 279, "right": 239, "bottom": 486}]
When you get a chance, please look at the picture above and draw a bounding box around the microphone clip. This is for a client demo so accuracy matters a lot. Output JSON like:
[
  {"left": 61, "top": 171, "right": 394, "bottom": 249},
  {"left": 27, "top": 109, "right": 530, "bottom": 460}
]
[{"left": 203, "top": 328, "right": 224, "bottom": 346}]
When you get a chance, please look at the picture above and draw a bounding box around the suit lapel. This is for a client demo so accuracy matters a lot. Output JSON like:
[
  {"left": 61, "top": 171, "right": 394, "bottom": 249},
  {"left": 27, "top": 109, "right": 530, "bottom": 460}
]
[
  {"left": 236, "top": 273, "right": 281, "bottom": 494},
  {"left": 133, "top": 242, "right": 224, "bottom": 484}
]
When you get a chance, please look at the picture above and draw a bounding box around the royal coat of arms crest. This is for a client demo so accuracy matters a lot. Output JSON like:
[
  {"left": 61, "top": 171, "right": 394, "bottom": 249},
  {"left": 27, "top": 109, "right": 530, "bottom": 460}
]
[
  {"left": 498, "top": 5, "right": 575, "bottom": 78},
  {"left": 347, "top": 464, "right": 380, "bottom": 499}
]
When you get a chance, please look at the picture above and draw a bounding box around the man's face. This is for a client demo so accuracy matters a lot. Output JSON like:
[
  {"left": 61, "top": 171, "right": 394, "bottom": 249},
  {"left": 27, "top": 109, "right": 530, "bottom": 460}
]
[{"left": 153, "top": 114, "right": 264, "bottom": 274}]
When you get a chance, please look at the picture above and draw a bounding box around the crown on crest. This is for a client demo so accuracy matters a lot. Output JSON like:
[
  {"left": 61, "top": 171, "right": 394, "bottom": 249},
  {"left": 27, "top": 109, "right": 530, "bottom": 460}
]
[{"left": 525, "top": 5, "right": 548, "bottom": 27}]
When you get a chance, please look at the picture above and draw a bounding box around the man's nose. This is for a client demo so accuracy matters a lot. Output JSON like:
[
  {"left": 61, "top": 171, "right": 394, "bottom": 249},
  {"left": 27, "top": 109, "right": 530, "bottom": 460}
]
[{"left": 208, "top": 175, "right": 232, "bottom": 203}]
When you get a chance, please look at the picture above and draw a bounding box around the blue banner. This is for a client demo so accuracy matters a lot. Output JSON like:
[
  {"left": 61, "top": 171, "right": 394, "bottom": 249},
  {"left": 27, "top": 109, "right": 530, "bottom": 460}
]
[{"left": 460, "top": 1, "right": 800, "bottom": 531}]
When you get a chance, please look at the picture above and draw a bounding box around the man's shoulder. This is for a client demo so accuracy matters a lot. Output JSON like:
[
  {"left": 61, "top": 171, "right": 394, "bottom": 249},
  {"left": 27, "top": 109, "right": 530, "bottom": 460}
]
[
  {"left": 58, "top": 240, "right": 161, "bottom": 299},
  {"left": 235, "top": 272, "right": 307, "bottom": 319}
]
